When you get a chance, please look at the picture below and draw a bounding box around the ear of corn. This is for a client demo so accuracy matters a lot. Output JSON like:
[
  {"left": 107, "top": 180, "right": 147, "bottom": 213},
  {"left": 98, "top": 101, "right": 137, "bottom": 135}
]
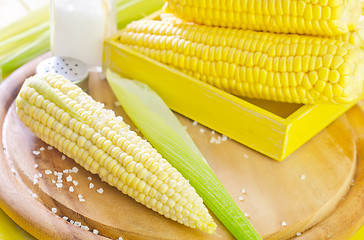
[
  {"left": 164, "top": 0, "right": 362, "bottom": 36},
  {"left": 106, "top": 70, "right": 262, "bottom": 240},
  {"left": 16, "top": 73, "right": 217, "bottom": 233},
  {"left": 117, "top": 20, "right": 364, "bottom": 104}
]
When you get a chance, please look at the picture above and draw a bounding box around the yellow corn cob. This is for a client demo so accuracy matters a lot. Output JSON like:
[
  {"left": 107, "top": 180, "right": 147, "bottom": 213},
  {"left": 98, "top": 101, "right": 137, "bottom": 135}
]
[
  {"left": 15, "top": 73, "right": 217, "bottom": 233},
  {"left": 118, "top": 20, "right": 364, "bottom": 104},
  {"left": 164, "top": 0, "right": 362, "bottom": 36},
  {"left": 161, "top": 13, "right": 364, "bottom": 50}
]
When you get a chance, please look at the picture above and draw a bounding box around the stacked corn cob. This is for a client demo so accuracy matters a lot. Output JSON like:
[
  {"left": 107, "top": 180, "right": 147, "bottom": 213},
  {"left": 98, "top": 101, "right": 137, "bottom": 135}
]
[{"left": 117, "top": 0, "right": 364, "bottom": 104}]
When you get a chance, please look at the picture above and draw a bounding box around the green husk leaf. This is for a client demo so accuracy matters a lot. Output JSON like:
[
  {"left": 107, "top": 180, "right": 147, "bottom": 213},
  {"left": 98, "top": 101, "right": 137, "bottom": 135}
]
[
  {"left": 0, "top": 31, "right": 50, "bottom": 78},
  {"left": 116, "top": 0, "right": 164, "bottom": 29},
  {"left": 106, "top": 69, "right": 262, "bottom": 240},
  {"left": 0, "top": 5, "right": 49, "bottom": 42},
  {"left": 0, "top": 22, "right": 49, "bottom": 56}
]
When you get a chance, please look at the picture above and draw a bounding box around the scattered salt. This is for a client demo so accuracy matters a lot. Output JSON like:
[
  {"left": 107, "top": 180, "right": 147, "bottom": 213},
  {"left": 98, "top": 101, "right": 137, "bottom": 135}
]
[
  {"left": 73, "top": 180, "right": 78, "bottom": 186},
  {"left": 221, "top": 135, "right": 228, "bottom": 141},
  {"left": 61, "top": 155, "right": 66, "bottom": 160},
  {"left": 301, "top": 175, "right": 306, "bottom": 180},
  {"left": 34, "top": 164, "right": 38, "bottom": 169},
  {"left": 97, "top": 188, "right": 104, "bottom": 194},
  {"left": 52, "top": 180, "right": 56, "bottom": 184},
  {"left": 118, "top": 237, "right": 124, "bottom": 240},
  {"left": 70, "top": 220, "right": 75, "bottom": 224},
  {"left": 56, "top": 183, "right": 63, "bottom": 188},
  {"left": 93, "top": 229, "right": 99, "bottom": 234},
  {"left": 47, "top": 146, "right": 53, "bottom": 150},
  {"left": 72, "top": 167, "right": 79, "bottom": 173},
  {"left": 242, "top": 188, "right": 246, "bottom": 194},
  {"left": 66, "top": 175, "right": 72, "bottom": 182},
  {"left": 89, "top": 183, "right": 94, "bottom": 189},
  {"left": 57, "top": 179, "right": 63, "bottom": 183},
  {"left": 51, "top": 208, "right": 57, "bottom": 213},
  {"left": 87, "top": 176, "right": 92, "bottom": 181},
  {"left": 79, "top": 199, "right": 85, "bottom": 202},
  {"left": 69, "top": 186, "right": 74, "bottom": 192},
  {"left": 40, "top": 147, "right": 45, "bottom": 151},
  {"left": 78, "top": 194, "right": 83, "bottom": 199},
  {"left": 32, "top": 151, "right": 40, "bottom": 155},
  {"left": 63, "top": 169, "right": 69, "bottom": 173},
  {"left": 243, "top": 154, "right": 249, "bottom": 159},
  {"left": 114, "top": 101, "right": 121, "bottom": 107},
  {"left": 211, "top": 130, "right": 215, "bottom": 135},
  {"left": 244, "top": 213, "right": 250, "bottom": 218},
  {"left": 238, "top": 196, "right": 244, "bottom": 201},
  {"left": 282, "top": 221, "right": 287, "bottom": 227},
  {"left": 192, "top": 121, "right": 198, "bottom": 126},
  {"left": 38, "top": 173, "right": 42, "bottom": 178},
  {"left": 63, "top": 216, "right": 68, "bottom": 221},
  {"left": 296, "top": 232, "right": 302, "bottom": 236},
  {"left": 199, "top": 128, "right": 205, "bottom": 133},
  {"left": 74, "top": 221, "right": 81, "bottom": 227}
]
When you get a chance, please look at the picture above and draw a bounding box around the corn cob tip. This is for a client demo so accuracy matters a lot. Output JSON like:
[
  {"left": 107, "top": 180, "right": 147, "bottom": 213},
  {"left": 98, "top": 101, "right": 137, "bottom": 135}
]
[{"left": 16, "top": 73, "right": 217, "bottom": 234}]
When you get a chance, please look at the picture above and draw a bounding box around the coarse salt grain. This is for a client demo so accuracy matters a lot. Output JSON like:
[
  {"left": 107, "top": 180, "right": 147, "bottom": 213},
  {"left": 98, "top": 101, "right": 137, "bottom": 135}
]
[
  {"left": 78, "top": 194, "right": 83, "bottom": 199},
  {"left": 63, "top": 216, "right": 68, "bottom": 221},
  {"left": 74, "top": 221, "right": 81, "bottom": 227},
  {"left": 47, "top": 146, "right": 53, "bottom": 150},
  {"left": 69, "top": 186, "right": 74, "bottom": 192},
  {"left": 238, "top": 196, "right": 244, "bottom": 201},
  {"left": 97, "top": 188, "right": 104, "bottom": 194},
  {"left": 66, "top": 175, "right": 72, "bottom": 182},
  {"left": 93, "top": 229, "right": 99, "bottom": 234},
  {"left": 40, "top": 147, "right": 45, "bottom": 151},
  {"left": 301, "top": 175, "right": 306, "bottom": 180},
  {"left": 61, "top": 155, "right": 66, "bottom": 160},
  {"left": 211, "top": 130, "right": 215, "bottom": 135},
  {"left": 199, "top": 128, "right": 205, "bottom": 133},
  {"left": 52, "top": 180, "right": 56, "bottom": 184},
  {"left": 243, "top": 154, "right": 249, "bottom": 159},
  {"left": 32, "top": 151, "right": 40, "bottom": 155},
  {"left": 73, "top": 180, "right": 78, "bottom": 186},
  {"left": 244, "top": 213, "right": 250, "bottom": 218},
  {"left": 192, "top": 121, "right": 198, "bottom": 126},
  {"left": 70, "top": 220, "right": 74, "bottom": 224},
  {"left": 89, "top": 183, "right": 94, "bottom": 189},
  {"left": 242, "top": 188, "right": 246, "bottom": 194},
  {"left": 114, "top": 101, "right": 121, "bottom": 107},
  {"left": 51, "top": 208, "right": 57, "bottom": 213},
  {"left": 118, "top": 237, "right": 123, "bottom": 240},
  {"left": 34, "top": 164, "right": 38, "bottom": 168},
  {"left": 79, "top": 199, "right": 85, "bottom": 202},
  {"left": 221, "top": 135, "right": 228, "bottom": 141},
  {"left": 72, "top": 167, "right": 79, "bottom": 173},
  {"left": 87, "top": 176, "right": 92, "bottom": 181},
  {"left": 63, "top": 169, "right": 69, "bottom": 173},
  {"left": 296, "top": 232, "right": 302, "bottom": 236},
  {"left": 56, "top": 183, "right": 63, "bottom": 188},
  {"left": 282, "top": 221, "right": 287, "bottom": 226}
]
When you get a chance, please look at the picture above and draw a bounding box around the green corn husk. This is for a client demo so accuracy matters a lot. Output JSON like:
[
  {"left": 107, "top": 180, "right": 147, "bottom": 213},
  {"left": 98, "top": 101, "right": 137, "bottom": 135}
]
[
  {"left": 106, "top": 70, "right": 262, "bottom": 240},
  {"left": 116, "top": 0, "right": 164, "bottom": 29},
  {"left": 0, "top": 31, "right": 49, "bottom": 80}
]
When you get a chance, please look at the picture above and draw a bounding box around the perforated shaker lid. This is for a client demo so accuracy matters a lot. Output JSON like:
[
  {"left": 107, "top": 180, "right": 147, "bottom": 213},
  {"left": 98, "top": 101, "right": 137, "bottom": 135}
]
[{"left": 36, "top": 56, "right": 89, "bottom": 91}]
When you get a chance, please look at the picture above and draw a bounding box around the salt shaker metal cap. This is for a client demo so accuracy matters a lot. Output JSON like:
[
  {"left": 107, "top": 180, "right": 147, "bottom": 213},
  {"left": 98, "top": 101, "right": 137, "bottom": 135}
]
[{"left": 36, "top": 56, "right": 89, "bottom": 92}]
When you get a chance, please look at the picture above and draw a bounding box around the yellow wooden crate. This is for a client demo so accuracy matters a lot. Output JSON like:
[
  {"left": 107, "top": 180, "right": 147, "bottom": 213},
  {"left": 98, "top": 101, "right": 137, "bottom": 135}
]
[{"left": 103, "top": 33, "right": 359, "bottom": 161}]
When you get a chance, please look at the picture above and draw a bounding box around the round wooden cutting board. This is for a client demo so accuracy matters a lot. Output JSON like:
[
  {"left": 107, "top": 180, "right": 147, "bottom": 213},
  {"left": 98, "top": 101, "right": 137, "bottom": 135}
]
[{"left": 0, "top": 55, "right": 364, "bottom": 240}]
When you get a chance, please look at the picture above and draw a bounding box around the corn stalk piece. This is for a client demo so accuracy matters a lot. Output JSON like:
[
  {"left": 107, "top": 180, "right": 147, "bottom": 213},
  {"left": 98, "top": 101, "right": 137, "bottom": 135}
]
[{"left": 15, "top": 73, "right": 217, "bottom": 234}]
